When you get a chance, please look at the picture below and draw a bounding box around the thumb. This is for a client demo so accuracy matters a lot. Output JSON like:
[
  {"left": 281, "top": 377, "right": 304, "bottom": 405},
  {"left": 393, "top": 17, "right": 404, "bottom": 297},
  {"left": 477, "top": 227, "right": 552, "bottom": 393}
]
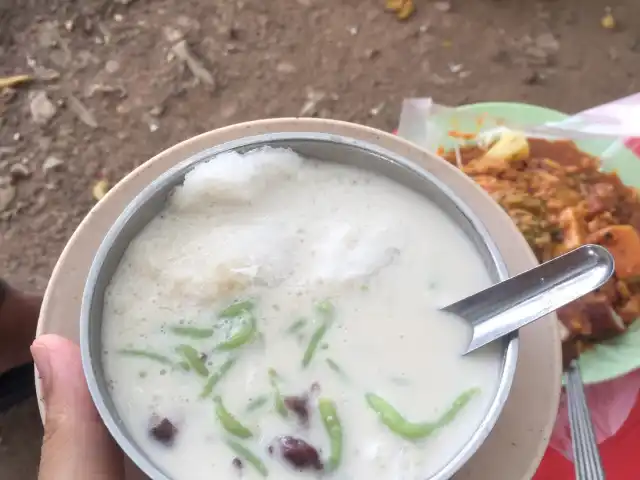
[{"left": 32, "top": 334, "right": 124, "bottom": 480}]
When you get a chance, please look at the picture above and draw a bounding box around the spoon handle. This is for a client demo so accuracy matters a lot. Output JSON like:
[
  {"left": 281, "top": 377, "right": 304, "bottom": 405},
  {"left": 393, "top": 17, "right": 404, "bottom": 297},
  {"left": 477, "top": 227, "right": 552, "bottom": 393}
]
[{"left": 445, "top": 244, "right": 614, "bottom": 354}]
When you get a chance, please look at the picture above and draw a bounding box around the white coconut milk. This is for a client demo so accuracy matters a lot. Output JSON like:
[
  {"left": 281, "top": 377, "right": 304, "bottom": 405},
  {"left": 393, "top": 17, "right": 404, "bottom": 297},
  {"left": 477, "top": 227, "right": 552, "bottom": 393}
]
[{"left": 102, "top": 147, "right": 503, "bottom": 480}]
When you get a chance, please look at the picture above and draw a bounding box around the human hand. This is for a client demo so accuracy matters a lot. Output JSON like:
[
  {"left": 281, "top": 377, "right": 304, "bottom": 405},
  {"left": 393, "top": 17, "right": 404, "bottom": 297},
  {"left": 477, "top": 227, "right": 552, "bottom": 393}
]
[{"left": 31, "top": 334, "right": 125, "bottom": 480}]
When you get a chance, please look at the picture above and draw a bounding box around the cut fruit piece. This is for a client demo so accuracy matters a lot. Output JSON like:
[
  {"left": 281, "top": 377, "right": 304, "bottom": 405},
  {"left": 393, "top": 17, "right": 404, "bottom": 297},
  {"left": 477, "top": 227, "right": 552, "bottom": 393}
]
[{"left": 587, "top": 225, "right": 640, "bottom": 279}]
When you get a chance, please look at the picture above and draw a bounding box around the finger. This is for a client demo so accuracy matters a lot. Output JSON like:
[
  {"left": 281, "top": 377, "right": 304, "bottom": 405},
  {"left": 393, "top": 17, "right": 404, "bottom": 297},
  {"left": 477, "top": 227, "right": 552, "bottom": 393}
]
[{"left": 32, "top": 334, "right": 124, "bottom": 480}]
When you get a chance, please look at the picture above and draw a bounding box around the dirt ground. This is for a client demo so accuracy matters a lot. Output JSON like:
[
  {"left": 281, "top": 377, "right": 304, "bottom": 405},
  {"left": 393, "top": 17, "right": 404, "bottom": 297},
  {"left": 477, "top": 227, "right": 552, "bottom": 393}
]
[{"left": 1, "top": 0, "right": 640, "bottom": 478}]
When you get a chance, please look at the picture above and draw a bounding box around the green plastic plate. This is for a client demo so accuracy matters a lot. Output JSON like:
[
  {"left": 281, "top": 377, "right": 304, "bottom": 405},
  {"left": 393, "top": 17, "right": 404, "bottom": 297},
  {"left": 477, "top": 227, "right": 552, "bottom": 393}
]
[{"left": 432, "top": 102, "right": 640, "bottom": 384}]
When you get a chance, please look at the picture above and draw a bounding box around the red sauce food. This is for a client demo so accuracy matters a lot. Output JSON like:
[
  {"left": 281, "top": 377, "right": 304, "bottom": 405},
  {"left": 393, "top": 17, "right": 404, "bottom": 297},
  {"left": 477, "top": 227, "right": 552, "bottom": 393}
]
[{"left": 443, "top": 136, "right": 640, "bottom": 367}]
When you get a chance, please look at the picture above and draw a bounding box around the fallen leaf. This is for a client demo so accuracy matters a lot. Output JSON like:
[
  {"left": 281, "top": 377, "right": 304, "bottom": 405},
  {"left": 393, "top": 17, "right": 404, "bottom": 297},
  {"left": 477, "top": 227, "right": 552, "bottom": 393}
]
[
  {"left": 396, "top": 0, "right": 415, "bottom": 20},
  {"left": 85, "top": 83, "right": 127, "bottom": 98},
  {"left": 601, "top": 11, "right": 616, "bottom": 30},
  {"left": 92, "top": 179, "right": 110, "bottom": 201},
  {"left": 67, "top": 94, "right": 98, "bottom": 128},
  {"left": 299, "top": 89, "right": 326, "bottom": 117},
  {"left": 385, "top": 0, "right": 404, "bottom": 11},
  {"left": 171, "top": 40, "right": 215, "bottom": 86},
  {"left": 0, "top": 75, "right": 32, "bottom": 90}
]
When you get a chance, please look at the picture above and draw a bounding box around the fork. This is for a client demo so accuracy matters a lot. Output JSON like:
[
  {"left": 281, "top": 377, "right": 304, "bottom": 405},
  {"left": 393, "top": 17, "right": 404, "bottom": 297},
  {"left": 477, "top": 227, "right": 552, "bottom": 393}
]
[{"left": 565, "top": 359, "right": 606, "bottom": 480}]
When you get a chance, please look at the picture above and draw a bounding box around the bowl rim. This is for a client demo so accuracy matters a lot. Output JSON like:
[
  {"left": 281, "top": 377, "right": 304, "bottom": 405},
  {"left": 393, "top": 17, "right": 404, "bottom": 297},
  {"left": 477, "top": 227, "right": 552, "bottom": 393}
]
[{"left": 80, "top": 131, "right": 519, "bottom": 480}]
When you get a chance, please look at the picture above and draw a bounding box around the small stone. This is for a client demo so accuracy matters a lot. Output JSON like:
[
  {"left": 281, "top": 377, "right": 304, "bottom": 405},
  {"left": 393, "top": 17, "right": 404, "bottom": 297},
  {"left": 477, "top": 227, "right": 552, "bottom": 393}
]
[
  {"left": 369, "top": 102, "right": 385, "bottom": 116},
  {"left": 37, "top": 22, "right": 60, "bottom": 49},
  {"left": 220, "top": 102, "right": 238, "bottom": 119},
  {"left": 36, "top": 137, "right": 52, "bottom": 152},
  {"left": 12, "top": 133, "right": 21, "bottom": 141},
  {"left": 0, "top": 147, "right": 16, "bottom": 159},
  {"left": 163, "top": 26, "right": 184, "bottom": 43},
  {"left": 30, "top": 91, "right": 57, "bottom": 124},
  {"left": 0, "top": 182, "right": 16, "bottom": 213},
  {"left": 105, "top": 59, "right": 120, "bottom": 73},
  {"left": 363, "top": 48, "right": 380, "bottom": 59},
  {"left": 523, "top": 70, "right": 543, "bottom": 85},
  {"left": 49, "top": 49, "right": 70, "bottom": 68},
  {"left": 535, "top": 32, "right": 560, "bottom": 53},
  {"left": 149, "top": 105, "right": 164, "bottom": 117},
  {"left": 0, "top": 87, "right": 10, "bottom": 102},
  {"left": 9, "top": 163, "right": 30, "bottom": 180},
  {"left": 429, "top": 73, "right": 450, "bottom": 86},
  {"left": 176, "top": 16, "right": 198, "bottom": 29},
  {"left": 526, "top": 46, "right": 548, "bottom": 60},
  {"left": 347, "top": 25, "right": 358, "bottom": 35},
  {"left": 81, "top": 16, "right": 94, "bottom": 33},
  {"left": 34, "top": 66, "right": 60, "bottom": 81},
  {"left": 492, "top": 49, "right": 511, "bottom": 65},
  {"left": 113, "top": 13, "right": 124, "bottom": 22},
  {"left": 228, "top": 26, "right": 241, "bottom": 40},
  {"left": 276, "top": 62, "right": 297, "bottom": 74},
  {"left": 256, "top": 15, "right": 269, "bottom": 29},
  {"left": 434, "top": 1, "right": 452, "bottom": 12},
  {"left": 42, "top": 156, "right": 65, "bottom": 174},
  {"left": 224, "top": 43, "right": 241, "bottom": 54}
]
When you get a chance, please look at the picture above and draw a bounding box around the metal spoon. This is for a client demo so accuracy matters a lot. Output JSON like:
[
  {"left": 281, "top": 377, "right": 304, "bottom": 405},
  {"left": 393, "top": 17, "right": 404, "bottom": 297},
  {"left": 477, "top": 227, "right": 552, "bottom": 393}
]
[{"left": 443, "top": 244, "right": 615, "bottom": 354}]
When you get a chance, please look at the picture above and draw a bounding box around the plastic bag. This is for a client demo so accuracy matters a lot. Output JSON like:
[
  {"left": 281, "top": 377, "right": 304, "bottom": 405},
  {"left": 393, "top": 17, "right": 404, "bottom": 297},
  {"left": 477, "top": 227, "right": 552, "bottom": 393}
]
[
  {"left": 396, "top": 94, "right": 640, "bottom": 459},
  {"left": 550, "top": 369, "right": 640, "bottom": 460}
]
